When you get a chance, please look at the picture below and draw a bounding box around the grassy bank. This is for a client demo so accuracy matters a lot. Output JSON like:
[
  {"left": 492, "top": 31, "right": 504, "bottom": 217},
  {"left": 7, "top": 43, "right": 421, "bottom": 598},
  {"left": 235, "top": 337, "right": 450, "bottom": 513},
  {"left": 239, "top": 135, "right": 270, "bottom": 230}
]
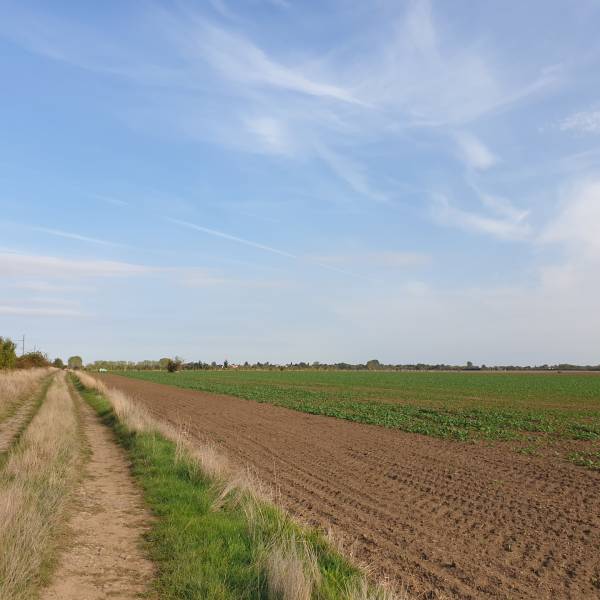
[
  {"left": 74, "top": 373, "right": 395, "bottom": 600},
  {"left": 0, "top": 372, "right": 83, "bottom": 600},
  {"left": 115, "top": 370, "right": 600, "bottom": 441}
]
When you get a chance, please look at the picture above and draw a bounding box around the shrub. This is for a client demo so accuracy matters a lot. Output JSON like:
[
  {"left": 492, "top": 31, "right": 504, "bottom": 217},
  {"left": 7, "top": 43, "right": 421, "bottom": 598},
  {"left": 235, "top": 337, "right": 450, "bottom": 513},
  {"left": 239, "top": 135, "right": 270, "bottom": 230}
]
[{"left": 0, "top": 337, "right": 17, "bottom": 369}]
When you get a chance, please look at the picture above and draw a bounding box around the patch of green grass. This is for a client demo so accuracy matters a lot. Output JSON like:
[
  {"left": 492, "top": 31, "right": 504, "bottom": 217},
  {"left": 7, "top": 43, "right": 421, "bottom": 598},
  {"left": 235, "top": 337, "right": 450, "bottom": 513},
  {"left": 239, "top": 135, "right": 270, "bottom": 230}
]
[
  {"left": 513, "top": 445, "right": 539, "bottom": 456},
  {"left": 75, "top": 378, "right": 367, "bottom": 599},
  {"left": 568, "top": 450, "right": 600, "bottom": 470},
  {"left": 115, "top": 370, "right": 600, "bottom": 441}
]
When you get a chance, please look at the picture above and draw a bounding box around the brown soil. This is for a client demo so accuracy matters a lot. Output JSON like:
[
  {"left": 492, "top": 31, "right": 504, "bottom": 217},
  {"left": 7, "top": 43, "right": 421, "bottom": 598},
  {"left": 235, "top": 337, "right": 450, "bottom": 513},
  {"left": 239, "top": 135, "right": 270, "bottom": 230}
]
[
  {"left": 42, "top": 385, "right": 154, "bottom": 600},
  {"left": 102, "top": 374, "right": 600, "bottom": 600}
]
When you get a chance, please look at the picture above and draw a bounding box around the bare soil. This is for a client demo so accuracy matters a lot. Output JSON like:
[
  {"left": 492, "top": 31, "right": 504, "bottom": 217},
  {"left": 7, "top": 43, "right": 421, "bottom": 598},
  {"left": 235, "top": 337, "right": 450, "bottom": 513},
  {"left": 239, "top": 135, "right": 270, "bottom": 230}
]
[
  {"left": 102, "top": 374, "right": 600, "bottom": 600},
  {"left": 42, "top": 385, "right": 154, "bottom": 600}
]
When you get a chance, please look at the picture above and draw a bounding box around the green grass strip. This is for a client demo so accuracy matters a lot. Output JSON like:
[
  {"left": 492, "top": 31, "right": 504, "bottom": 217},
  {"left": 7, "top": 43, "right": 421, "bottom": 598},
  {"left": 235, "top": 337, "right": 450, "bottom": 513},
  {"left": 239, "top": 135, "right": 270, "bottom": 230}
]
[{"left": 74, "top": 377, "right": 368, "bottom": 600}]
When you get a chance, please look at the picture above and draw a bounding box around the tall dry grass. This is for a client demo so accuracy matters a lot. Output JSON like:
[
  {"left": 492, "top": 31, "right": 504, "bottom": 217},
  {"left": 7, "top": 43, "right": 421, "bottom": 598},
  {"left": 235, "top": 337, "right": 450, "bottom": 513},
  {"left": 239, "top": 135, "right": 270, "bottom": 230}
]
[
  {"left": 0, "top": 368, "right": 52, "bottom": 420},
  {"left": 77, "top": 371, "right": 401, "bottom": 600},
  {"left": 0, "top": 372, "right": 82, "bottom": 600}
]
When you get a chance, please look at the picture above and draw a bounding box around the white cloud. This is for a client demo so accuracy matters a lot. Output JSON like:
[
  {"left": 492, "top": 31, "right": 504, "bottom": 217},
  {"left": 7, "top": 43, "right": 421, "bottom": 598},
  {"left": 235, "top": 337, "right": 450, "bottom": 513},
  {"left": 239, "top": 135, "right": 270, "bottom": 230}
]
[
  {"left": 454, "top": 132, "right": 497, "bottom": 170},
  {"left": 540, "top": 179, "right": 600, "bottom": 258},
  {"left": 0, "top": 251, "right": 155, "bottom": 278},
  {"left": 559, "top": 109, "right": 600, "bottom": 134}
]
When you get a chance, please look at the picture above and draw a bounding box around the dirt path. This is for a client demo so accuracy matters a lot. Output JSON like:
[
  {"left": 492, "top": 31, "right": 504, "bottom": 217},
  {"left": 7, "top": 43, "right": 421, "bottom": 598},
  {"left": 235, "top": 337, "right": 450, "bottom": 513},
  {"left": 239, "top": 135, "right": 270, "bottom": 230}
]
[
  {"left": 42, "top": 385, "right": 154, "bottom": 600},
  {"left": 102, "top": 374, "right": 600, "bottom": 600}
]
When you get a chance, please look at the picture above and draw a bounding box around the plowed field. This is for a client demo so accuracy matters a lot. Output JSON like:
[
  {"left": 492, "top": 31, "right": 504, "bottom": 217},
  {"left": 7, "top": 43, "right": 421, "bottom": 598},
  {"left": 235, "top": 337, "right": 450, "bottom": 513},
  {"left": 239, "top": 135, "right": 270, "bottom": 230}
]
[{"left": 101, "top": 374, "right": 600, "bottom": 599}]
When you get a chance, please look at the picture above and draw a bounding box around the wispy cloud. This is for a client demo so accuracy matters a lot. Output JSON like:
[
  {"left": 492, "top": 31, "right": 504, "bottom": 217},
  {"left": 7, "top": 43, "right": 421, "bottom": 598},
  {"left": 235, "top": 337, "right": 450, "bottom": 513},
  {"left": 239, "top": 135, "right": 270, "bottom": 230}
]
[
  {"left": 431, "top": 194, "right": 530, "bottom": 240},
  {"left": 93, "top": 194, "right": 130, "bottom": 207},
  {"left": 0, "top": 305, "right": 86, "bottom": 317},
  {"left": 454, "top": 132, "right": 497, "bottom": 170},
  {"left": 29, "top": 225, "right": 124, "bottom": 247},
  {"left": 0, "top": 0, "right": 561, "bottom": 205},
  {"left": 316, "top": 146, "right": 390, "bottom": 204},
  {"left": 558, "top": 108, "right": 600, "bottom": 134},
  {"left": 8, "top": 281, "right": 94, "bottom": 293},
  {"left": 0, "top": 251, "right": 155, "bottom": 278},
  {"left": 171, "top": 16, "right": 363, "bottom": 105}
]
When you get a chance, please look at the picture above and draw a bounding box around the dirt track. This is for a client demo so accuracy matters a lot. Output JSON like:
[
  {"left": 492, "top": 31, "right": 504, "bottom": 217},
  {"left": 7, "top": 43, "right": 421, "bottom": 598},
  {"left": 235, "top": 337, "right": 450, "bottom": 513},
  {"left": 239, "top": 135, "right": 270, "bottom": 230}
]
[
  {"left": 102, "top": 374, "right": 600, "bottom": 599},
  {"left": 43, "top": 383, "right": 154, "bottom": 600}
]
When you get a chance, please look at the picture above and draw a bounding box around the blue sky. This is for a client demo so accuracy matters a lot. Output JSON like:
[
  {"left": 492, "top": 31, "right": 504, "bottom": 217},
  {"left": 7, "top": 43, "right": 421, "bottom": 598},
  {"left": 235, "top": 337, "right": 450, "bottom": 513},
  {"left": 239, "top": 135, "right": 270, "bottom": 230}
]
[{"left": 1, "top": 0, "right": 600, "bottom": 365}]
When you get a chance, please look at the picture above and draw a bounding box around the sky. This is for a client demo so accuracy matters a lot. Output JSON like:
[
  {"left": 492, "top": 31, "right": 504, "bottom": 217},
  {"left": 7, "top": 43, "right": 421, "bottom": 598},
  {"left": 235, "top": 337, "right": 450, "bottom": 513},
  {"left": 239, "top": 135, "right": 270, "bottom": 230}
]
[{"left": 1, "top": 0, "right": 600, "bottom": 365}]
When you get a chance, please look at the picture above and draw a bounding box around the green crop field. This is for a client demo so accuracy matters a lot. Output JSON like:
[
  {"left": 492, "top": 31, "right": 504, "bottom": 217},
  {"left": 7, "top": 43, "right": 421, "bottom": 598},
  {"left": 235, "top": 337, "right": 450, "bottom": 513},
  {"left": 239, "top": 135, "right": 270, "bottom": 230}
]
[{"left": 116, "top": 370, "right": 600, "bottom": 442}]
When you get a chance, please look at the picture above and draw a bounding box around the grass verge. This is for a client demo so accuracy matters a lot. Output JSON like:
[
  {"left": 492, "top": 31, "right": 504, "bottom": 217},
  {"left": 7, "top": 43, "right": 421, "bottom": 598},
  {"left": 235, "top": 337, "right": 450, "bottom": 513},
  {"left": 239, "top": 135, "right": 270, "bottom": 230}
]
[
  {"left": 0, "top": 372, "right": 83, "bottom": 600},
  {"left": 74, "top": 373, "right": 396, "bottom": 600}
]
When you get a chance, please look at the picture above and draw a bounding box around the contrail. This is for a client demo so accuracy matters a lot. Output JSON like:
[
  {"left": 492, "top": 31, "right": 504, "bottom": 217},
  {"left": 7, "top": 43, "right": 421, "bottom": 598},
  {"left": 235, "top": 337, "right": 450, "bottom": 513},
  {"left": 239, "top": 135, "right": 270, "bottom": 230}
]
[
  {"left": 167, "top": 218, "right": 298, "bottom": 259},
  {"left": 167, "top": 217, "right": 369, "bottom": 280}
]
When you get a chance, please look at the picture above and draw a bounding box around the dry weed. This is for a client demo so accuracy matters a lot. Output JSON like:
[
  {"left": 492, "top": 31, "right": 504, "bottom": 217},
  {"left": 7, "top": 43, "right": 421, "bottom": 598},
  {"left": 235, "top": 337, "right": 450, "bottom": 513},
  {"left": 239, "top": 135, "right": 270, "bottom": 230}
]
[
  {"left": 0, "top": 368, "right": 52, "bottom": 419},
  {"left": 265, "top": 536, "right": 320, "bottom": 600},
  {"left": 0, "top": 372, "right": 82, "bottom": 600}
]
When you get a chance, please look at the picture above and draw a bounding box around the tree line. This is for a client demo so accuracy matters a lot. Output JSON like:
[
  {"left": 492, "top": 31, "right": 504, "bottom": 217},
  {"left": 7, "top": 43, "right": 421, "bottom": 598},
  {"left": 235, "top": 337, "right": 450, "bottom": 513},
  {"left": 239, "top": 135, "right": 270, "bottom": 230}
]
[
  {"left": 84, "top": 356, "right": 600, "bottom": 372},
  {"left": 0, "top": 336, "right": 82, "bottom": 370}
]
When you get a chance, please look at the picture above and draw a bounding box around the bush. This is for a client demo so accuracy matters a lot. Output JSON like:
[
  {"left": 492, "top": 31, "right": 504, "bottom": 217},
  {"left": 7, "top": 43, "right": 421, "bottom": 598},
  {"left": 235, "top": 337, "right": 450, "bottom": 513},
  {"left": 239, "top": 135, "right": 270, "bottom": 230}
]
[
  {"left": 0, "top": 337, "right": 17, "bottom": 369},
  {"left": 15, "top": 351, "right": 50, "bottom": 369}
]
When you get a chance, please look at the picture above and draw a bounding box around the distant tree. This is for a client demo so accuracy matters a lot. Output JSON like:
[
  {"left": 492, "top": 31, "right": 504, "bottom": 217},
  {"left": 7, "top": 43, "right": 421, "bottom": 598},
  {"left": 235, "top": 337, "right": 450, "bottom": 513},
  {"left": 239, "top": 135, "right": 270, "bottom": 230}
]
[
  {"left": 166, "top": 358, "right": 182, "bottom": 373},
  {"left": 53, "top": 358, "right": 65, "bottom": 369},
  {"left": 159, "top": 357, "right": 171, "bottom": 370},
  {"left": 68, "top": 356, "right": 83, "bottom": 370},
  {"left": 466, "top": 361, "right": 474, "bottom": 369},
  {"left": 223, "top": 359, "right": 229, "bottom": 369},
  {"left": 0, "top": 337, "right": 17, "bottom": 369},
  {"left": 366, "top": 359, "right": 381, "bottom": 370}
]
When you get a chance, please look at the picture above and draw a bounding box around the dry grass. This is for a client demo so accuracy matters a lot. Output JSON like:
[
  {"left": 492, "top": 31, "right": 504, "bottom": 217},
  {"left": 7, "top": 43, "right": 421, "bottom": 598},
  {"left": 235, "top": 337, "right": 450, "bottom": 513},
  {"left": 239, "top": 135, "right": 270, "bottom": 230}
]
[
  {"left": 78, "top": 371, "right": 402, "bottom": 599},
  {"left": 0, "top": 368, "right": 52, "bottom": 421},
  {"left": 0, "top": 372, "right": 82, "bottom": 600},
  {"left": 265, "top": 536, "right": 320, "bottom": 600}
]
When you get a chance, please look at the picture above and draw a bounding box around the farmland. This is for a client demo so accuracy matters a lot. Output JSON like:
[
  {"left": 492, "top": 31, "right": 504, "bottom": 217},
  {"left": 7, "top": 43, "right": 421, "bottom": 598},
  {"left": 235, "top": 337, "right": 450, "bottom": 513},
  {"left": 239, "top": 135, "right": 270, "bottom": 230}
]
[
  {"left": 102, "top": 371, "right": 600, "bottom": 599},
  {"left": 117, "top": 369, "right": 600, "bottom": 441},
  {"left": 0, "top": 367, "right": 391, "bottom": 600}
]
